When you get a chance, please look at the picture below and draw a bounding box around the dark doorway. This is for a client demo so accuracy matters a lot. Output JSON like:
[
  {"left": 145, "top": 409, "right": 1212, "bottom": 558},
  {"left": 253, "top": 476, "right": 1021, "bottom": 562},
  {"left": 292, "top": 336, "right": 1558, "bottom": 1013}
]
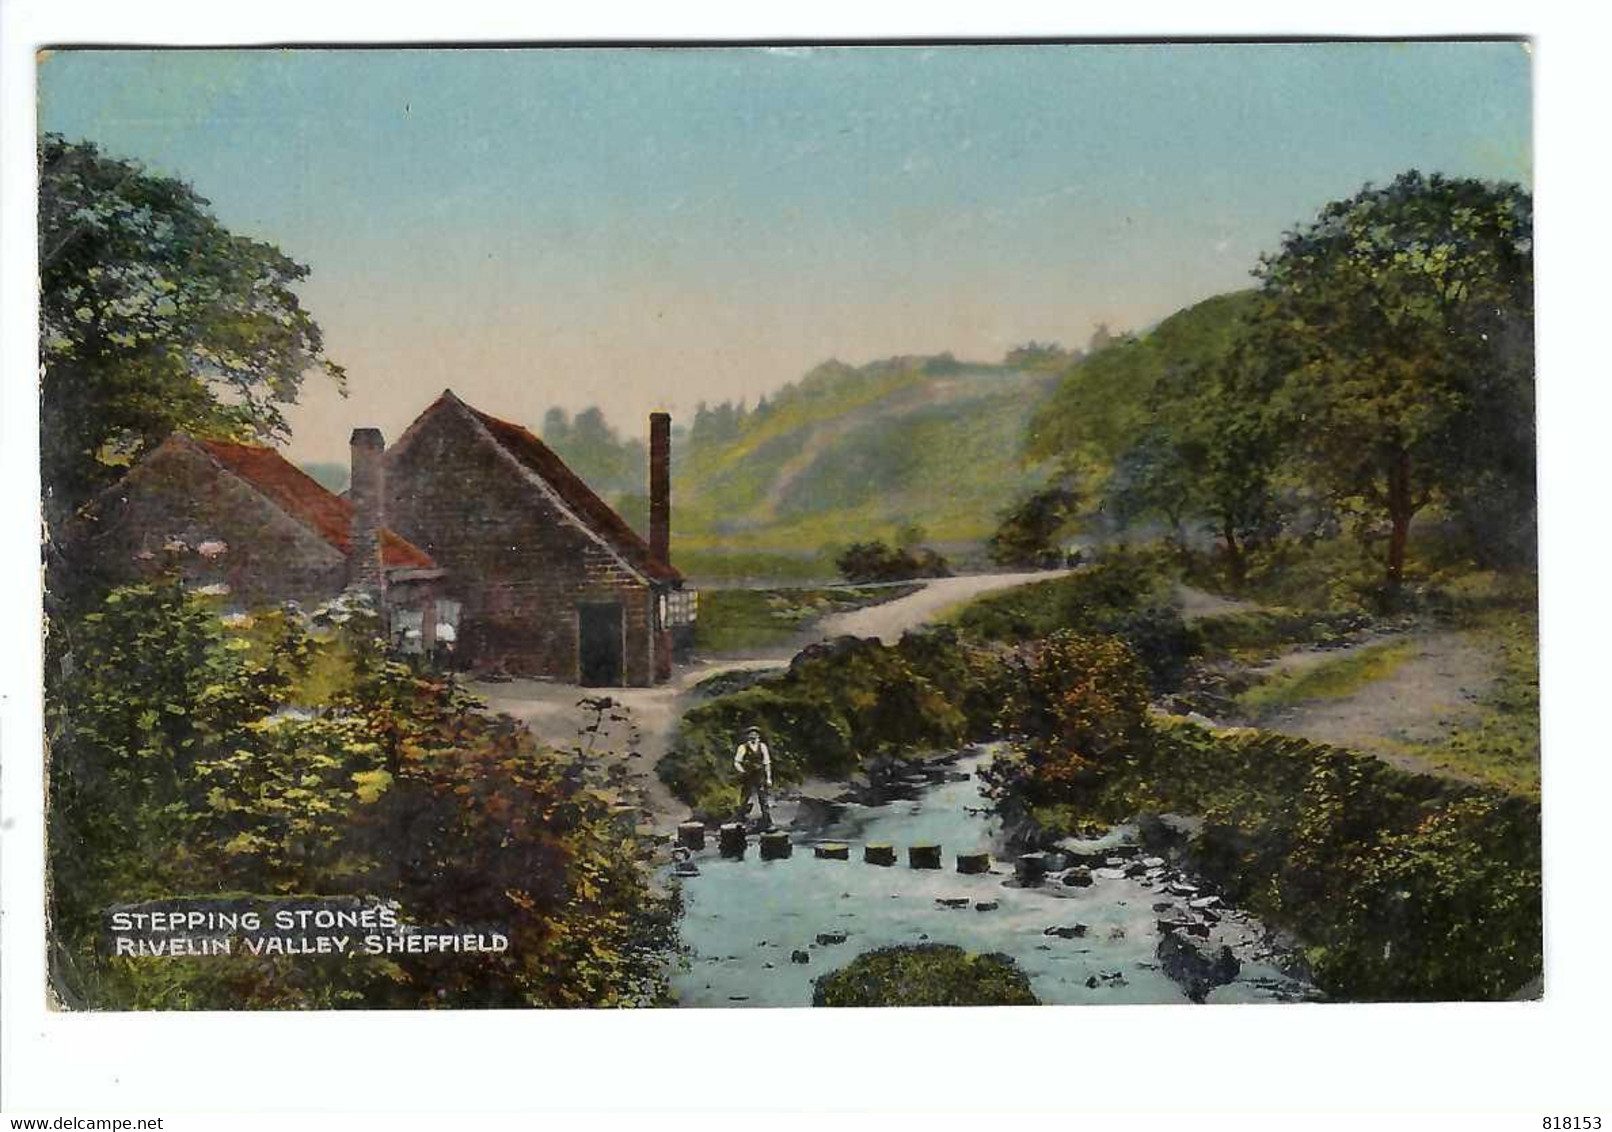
[{"left": 578, "top": 602, "right": 625, "bottom": 686}]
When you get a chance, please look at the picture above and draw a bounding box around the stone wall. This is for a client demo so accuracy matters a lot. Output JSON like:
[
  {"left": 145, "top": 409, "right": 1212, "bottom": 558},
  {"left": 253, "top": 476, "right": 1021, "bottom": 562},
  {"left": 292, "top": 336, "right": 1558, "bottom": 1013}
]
[{"left": 384, "top": 403, "right": 662, "bottom": 685}]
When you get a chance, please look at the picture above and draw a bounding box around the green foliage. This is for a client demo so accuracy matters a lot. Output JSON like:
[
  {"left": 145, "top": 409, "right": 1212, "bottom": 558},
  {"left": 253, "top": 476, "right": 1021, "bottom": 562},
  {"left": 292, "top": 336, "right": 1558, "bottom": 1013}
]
[
  {"left": 695, "top": 584, "right": 921, "bottom": 654},
  {"left": 1403, "top": 607, "right": 1540, "bottom": 797},
  {"left": 835, "top": 540, "right": 950, "bottom": 584},
  {"left": 987, "top": 480, "right": 1081, "bottom": 567},
  {"left": 660, "top": 630, "right": 1010, "bottom": 818},
  {"left": 540, "top": 406, "right": 649, "bottom": 500},
  {"left": 1250, "top": 170, "right": 1534, "bottom": 589},
  {"left": 38, "top": 134, "right": 343, "bottom": 524},
  {"left": 951, "top": 553, "right": 1198, "bottom": 691},
  {"left": 1038, "top": 718, "right": 1541, "bottom": 1001},
  {"left": 995, "top": 632, "right": 1153, "bottom": 802},
  {"left": 47, "top": 583, "right": 677, "bottom": 1009},
  {"left": 1025, "top": 291, "right": 1257, "bottom": 479},
  {"left": 1234, "top": 638, "right": 1422, "bottom": 719},
  {"left": 1193, "top": 606, "right": 1375, "bottom": 657},
  {"left": 672, "top": 355, "right": 1061, "bottom": 553},
  {"left": 812, "top": 944, "right": 1039, "bottom": 1007}
]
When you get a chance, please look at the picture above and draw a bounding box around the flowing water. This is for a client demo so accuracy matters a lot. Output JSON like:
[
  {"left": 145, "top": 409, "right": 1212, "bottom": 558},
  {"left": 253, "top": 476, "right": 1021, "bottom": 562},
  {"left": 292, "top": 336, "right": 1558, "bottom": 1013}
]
[{"left": 668, "top": 744, "right": 1317, "bottom": 1007}]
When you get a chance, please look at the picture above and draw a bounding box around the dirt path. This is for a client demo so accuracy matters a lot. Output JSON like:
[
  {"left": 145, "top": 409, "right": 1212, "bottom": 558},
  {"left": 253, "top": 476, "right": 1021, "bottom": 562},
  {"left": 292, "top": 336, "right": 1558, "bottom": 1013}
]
[
  {"left": 817, "top": 569, "right": 1068, "bottom": 643},
  {"left": 1174, "top": 583, "right": 1263, "bottom": 623},
  {"left": 475, "top": 571, "right": 1065, "bottom": 826},
  {"left": 1255, "top": 631, "right": 1498, "bottom": 778}
]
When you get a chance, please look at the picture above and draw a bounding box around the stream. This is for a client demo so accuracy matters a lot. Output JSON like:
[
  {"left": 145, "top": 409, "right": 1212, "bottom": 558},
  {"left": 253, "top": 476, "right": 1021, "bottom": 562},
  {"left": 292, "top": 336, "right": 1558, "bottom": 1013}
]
[{"left": 667, "top": 743, "right": 1319, "bottom": 1007}]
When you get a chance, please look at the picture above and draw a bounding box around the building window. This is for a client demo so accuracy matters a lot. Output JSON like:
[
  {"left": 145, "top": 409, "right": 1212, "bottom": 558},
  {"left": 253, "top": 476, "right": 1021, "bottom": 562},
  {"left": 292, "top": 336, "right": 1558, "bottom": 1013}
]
[{"left": 665, "top": 588, "right": 698, "bottom": 626}]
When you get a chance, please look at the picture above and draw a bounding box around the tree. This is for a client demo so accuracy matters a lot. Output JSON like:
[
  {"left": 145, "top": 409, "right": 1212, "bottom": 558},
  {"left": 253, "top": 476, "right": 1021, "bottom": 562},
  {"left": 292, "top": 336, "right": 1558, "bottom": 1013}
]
[
  {"left": 39, "top": 135, "right": 344, "bottom": 524},
  {"left": 1251, "top": 170, "right": 1533, "bottom": 590},
  {"left": 1107, "top": 342, "right": 1284, "bottom": 587},
  {"left": 987, "top": 480, "right": 1081, "bottom": 568}
]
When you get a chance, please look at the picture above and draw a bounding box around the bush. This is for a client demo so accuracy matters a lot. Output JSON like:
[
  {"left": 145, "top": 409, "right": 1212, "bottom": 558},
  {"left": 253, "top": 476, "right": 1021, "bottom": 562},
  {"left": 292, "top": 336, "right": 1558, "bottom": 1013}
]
[
  {"left": 660, "top": 630, "right": 1010, "bottom": 816},
  {"left": 1016, "top": 716, "right": 1541, "bottom": 1001},
  {"left": 953, "top": 554, "right": 1198, "bottom": 691},
  {"left": 812, "top": 944, "right": 1039, "bottom": 1007},
  {"left": 987, "top": 482, "right": 1080, "bottom": 568},
  {"left": 47, "top": 582, "right": 678, "bottom": 1009},
  {"left": 835, "top": 540, "right": 951, "bottom": 583},
  {"left": 994, "top": 631, "right": 1153, "bottom": 803}
]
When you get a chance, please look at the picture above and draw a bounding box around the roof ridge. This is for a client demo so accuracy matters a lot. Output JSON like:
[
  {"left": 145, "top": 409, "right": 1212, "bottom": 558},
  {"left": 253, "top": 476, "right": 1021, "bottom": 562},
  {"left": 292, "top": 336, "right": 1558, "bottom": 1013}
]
[
  {"left": 456, "top": 400, "right": 682, "bottom": 585},
  {"left": 187, "top": 434, "right": 435, "bottom": 571}
]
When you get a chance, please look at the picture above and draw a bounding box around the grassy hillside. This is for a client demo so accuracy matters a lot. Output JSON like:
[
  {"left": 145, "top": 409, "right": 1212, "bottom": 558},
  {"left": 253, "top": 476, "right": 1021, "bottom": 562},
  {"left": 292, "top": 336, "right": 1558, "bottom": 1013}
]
[{"left": 673, "top": 355, "right": 1062, "bottom": 554}]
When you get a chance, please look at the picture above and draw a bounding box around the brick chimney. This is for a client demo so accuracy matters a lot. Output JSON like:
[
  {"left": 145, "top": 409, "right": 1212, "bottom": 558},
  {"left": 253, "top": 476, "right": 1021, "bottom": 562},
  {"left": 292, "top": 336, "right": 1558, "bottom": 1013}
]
[
  {"left": 349, "top": 427, "right": 387, "bottom": 605},
  {"left": 649, "top": 412, "right": 671, "bottom": 567}
]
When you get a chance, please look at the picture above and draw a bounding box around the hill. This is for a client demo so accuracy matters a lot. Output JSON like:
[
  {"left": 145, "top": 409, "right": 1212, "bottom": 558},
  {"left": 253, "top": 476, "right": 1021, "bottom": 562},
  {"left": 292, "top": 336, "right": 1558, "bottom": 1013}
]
[{"left": 672, "top": 355, "right": 1063, "bottom": 556}]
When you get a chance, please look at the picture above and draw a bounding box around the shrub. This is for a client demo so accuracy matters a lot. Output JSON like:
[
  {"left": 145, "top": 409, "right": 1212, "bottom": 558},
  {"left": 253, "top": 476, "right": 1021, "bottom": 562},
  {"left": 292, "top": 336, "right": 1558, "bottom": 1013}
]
[
  {"left": 996, "top": 631, "right": 1153, "bottom": 802},
  {"left": 46, "top": 583, "right": 678, "bottom": 1009},
  {"left": 835, "top": 540, "right": 951, "bottom": 583},
  {"left": 811, "top": 944, "right": 1039, "bottom": 1007},
  {"left": 953, "top": 555, "right": 1197, "bottom": 691},
  {"left": 1018, "top": 717, "right": 1541, "bottom": 1001},
  {"left": 660, "top": 630, "right": 1010, "bottom": 814}
]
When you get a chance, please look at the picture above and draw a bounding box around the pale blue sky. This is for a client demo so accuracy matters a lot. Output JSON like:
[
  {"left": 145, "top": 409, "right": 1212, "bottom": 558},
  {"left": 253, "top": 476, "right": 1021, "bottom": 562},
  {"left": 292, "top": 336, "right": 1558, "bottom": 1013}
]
[{"left": 38, "top": 43, "right": 1531, "bottom": 464}]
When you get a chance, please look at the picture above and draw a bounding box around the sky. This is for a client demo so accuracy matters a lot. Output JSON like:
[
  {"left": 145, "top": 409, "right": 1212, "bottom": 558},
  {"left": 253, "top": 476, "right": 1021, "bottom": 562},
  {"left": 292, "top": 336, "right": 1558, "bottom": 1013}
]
[{"left": 38, "top": 43, "right": 1532, "bottom": 466}]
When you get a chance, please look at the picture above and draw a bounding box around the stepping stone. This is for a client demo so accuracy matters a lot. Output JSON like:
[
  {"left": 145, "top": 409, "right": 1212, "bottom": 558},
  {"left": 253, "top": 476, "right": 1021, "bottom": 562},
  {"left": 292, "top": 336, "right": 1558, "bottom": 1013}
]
[
  {"left": 908, "top": 844, "right": 942, "bottom": 870},
  {"left": 935, "top": 897, "right": 970, "bottom": 909},
  {"left": 816, "top": 931, "right": 848, "bottom": 946},
  {"left": 974, "top": 901, "right": 999, "bottom": 912},
  {"left": 676, "top": 821, "right": 706, "bottom": 850},
  {"left": 1044, "top": 924, "right": 1089, "bottom": 939},
  {"left": 718, "top": 823, "right": 747, "bottom": 858},
  {"left": 956, "top": 851, "right": 991, "bottom": 875},
  {"left": 814, "top": 842, "right": 851, "bottom": 860},
  {"left": 863, "top": 843, "right": 897, "bottom": 866},
  {"left": 1016, "top": 853, "right": 1050, "bottom": 884},
  {"left": 790, "top": 950, "right": 810, "bottom": 964},
  {"left": 760, "top": 831, "right": 792, "bottom": 860}
]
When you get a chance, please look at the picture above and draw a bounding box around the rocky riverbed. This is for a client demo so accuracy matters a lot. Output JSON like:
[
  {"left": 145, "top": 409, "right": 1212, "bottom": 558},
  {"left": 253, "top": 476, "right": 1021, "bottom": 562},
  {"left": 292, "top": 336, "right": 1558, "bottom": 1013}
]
[{"left": 666, "top": 743, "right": 1321, "bottom": 1007}]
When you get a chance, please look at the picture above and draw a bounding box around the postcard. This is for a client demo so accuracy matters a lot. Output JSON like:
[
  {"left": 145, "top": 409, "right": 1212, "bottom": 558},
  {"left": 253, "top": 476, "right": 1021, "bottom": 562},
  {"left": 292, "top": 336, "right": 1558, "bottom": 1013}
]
[{"left": 37, "top": 42, "right": 1537, "bottom": 1011}]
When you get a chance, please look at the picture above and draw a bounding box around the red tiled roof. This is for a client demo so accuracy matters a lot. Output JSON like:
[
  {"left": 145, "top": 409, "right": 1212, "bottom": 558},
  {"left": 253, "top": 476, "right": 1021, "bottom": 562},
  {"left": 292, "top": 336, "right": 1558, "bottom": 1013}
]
[
  {"left": 456, "top": 400, "right": 682, "bottom": 585},
  {"left": 194, "top": 439, "right": 436, "bottom": 571}
]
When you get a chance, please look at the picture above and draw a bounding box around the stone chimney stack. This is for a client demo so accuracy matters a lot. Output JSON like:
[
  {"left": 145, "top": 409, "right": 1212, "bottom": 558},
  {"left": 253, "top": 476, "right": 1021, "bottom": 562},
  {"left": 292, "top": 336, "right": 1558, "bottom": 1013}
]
[
  {"left": 649, "top": 412, "right": 671, "bottom": 567},
  {"left": 349, "top": 427, "right": 387, "bottom": 605}
]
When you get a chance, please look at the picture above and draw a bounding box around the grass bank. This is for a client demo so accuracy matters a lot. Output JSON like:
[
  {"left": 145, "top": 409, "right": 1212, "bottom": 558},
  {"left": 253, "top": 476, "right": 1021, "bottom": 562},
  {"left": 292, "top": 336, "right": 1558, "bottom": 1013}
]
[
  {"left": 1233, "top": 637, "right": 1422, "bottom": 718},
  {"left": 998, "top": 717, "right": 1541, "bottom": 1001},
  {"left": 695, "top": 583, "right": 921, "bottom": 655},
  {"left": 660, "top": 629, "right": 1009, "bottom": 819}
]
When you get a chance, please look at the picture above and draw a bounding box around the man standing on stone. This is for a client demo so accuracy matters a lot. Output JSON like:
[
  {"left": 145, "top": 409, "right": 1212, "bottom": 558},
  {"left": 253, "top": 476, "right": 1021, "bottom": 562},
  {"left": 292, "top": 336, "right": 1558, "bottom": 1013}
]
[{"left": 733, "top": 725, "right": 773, "bottom": 828}]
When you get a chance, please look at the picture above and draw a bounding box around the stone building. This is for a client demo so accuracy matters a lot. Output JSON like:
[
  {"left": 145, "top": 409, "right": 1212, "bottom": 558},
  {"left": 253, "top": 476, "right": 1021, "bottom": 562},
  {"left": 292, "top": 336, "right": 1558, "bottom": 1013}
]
[
  {"left": 382, "top": 389, "right": 693, "bottom": 686},
  {"left": 70, "top": 430, "right": 443, "bottom": 633}
]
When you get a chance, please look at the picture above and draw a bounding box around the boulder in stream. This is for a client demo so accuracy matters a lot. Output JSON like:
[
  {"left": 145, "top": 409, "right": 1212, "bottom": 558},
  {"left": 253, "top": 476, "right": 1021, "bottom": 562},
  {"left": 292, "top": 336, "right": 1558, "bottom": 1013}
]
[
  {"left": 1062, "top": 867, "right": 1094, "bottom": 888},
  {"left": 1015, "top": 853, "right": 1050, "bottom": 884},
  {"left": 1157, "top": 930, "right": 1241, "bottom": 1003}
]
